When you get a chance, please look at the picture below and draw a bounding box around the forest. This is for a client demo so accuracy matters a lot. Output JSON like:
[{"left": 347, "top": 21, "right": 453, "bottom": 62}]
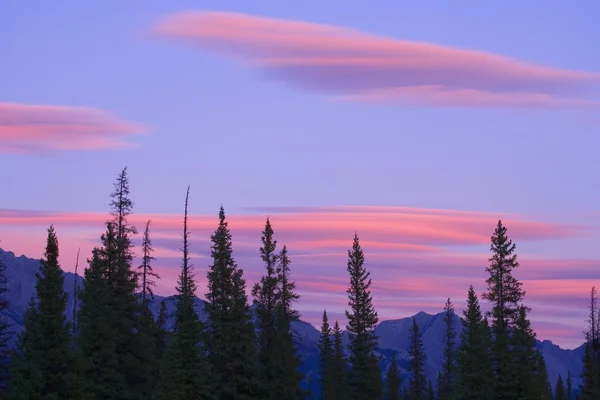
[{"left": 0, "top": 167, "right": 598, "bottom": 400}]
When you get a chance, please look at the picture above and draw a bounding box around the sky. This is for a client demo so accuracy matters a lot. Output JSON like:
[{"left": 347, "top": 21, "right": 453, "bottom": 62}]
[{"left": 1, "top": 1, "right": 599, "bottom": 349}]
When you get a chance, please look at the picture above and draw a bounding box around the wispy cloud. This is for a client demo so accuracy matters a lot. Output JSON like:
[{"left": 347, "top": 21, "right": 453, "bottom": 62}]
[
  {"left": 0, "top": 205, "right": 595, "bottom": 348},
  {"left": 153, "top": 11, "right": 600, "bottom": 109},
  {"left": 0, "top": 103, "right": 144, "bottom": 153}
]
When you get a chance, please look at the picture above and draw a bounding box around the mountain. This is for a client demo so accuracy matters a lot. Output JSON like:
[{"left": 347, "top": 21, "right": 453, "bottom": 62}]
[{"left": 0, "top": 248, "right": 585, "bottom": 395}]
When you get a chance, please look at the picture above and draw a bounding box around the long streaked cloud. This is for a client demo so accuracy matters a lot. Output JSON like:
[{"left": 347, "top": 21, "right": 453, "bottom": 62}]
[
  {"left": 0, "top": 103, "right": 144, "bottom": 153},
  {"left": 0, "top": 205, "right": 595, "bottom": 348},
  {"left": 153, "top": 11, "right": 600, "bottom": 109}
]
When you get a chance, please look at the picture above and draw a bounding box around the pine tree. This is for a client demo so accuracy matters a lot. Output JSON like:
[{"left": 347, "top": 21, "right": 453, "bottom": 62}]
[
  {"left": 531, "top": 350, "right": 552, "bottom": 399},
  {"left": 512, "top": 305, "right": 537, "bottom": 398},
  {"left": 0, "top": 256, "right": 11, "bottom": 395},
  {"left": 155, "top": 299, "right": 169, "bottom": 363},
  {"left": 155, "top": 187, "right": 212, "bottom": 400},
  {"left": 9, "top": 226, "right": 83, "bottom": 399},
  {"left": 580, "top": 286, "right": 600, "bottom": 400},
  {"left": 318, "top": 311, "right": 334, "bottom": 400},
  {"left": 253, "top": 218, "right": 281, "bottom": 399},
  {"left": 566, "top": 371, "right": 573, "bottom": 400},
  {"left": 345, "top": 233, "right": 383, "bottom": 400},
  {"left": 138, "top": 220, "right": 159, "bottom": 302},
  {"left": 482, "top": 220, "right": 525, "bottom": 400},
  {"left": 437, "top": 298, "right": 456, "bottom": 400},
  {"left": 331, "top": 321, "right": 349, "bottom": 400},
  {"left": 555, "top": 375, "right": 566, "bottom": 400},
  {"left": 408, "top": 317, "right": 427, "bottom": 400},
  {"left": 274, "top": 245, "right": 304, "bottom": 400},
  {"left": 456, "top": 286, "right": 492, "bottom": 400},
  {"left": 386, "top": 353, "right": 401, "bottom": 400},
  {"left": 205, "top": 206, "right": 258, "bottom": 400}
]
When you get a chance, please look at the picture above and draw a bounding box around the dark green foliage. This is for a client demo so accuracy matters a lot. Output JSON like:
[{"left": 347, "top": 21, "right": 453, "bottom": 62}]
[
  {"left": 482, "top": 220, "right": 525, "bottom": 400},
  {"left": 9, "top": 226, "right": 83, "bottom": 399},
  {"left": 155, "top": 300, "right": 169, "bottom": 362},
  {"left": 512, "top": 305, "right": 538, "bottom": 398},
  {"left": 579, "top": 286, "right": 600, "bottom": 400},
  {"left": 580, "top": 342, "right": 598, "bottom": 400},
  {"left": 408, "top": 317, "right": 427, "bottom": 400},
  {"left": 331, "top": 321, "right": 349, "bottom": 400},
  {"left": 274, "top": 245, "right": 304, "bottom": 400},
  {"left": 345, "top": 234, "right": 383, "bottom": 400},
  {"left": 386, "top": 353, "right": 401, "bottom": 400},
  {"left": 253, "top": 218, "right": 287, "bottom": 399},
  {"left": 555, "top": 375, "right": 566, "bottom": 400},
  {"left": 156, "top": 187, "right": 212, "bottom": 400},
  {"left": 318, "top": 311, "right": 334, "bottom": 400},
  {"left": 205, "top": 206, "right": 258, "bottom": 400},
  {"left": 456, "top": 287, "right": 492, "bottom": 400},
  {"left": 0, "top": 257, "right": 11, "bottom": 394},
  {"left": 138, "top": 220, "right": 159, "bottom": 302},
  {"left": 437, "top": 298, "right": 456, "bottom": 400}
]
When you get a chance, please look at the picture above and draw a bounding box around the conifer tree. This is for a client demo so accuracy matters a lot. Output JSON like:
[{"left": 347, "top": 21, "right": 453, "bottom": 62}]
[
  {"left": 555, "top": 375, "right": 566, "bottom": 400},
  {"left": 512, "top": 305, "right": 538, "bottom": 398},
  {"left": 155, "top": 187, "right": 212, "bottom": 400},
  {"left": 437, "top": 298, "right": 456, "bottom": 400},
  {"left": 138, "top": 220, "right": 159, "bottom": 303},
  {"left": 253, "top": 218, "right": 281, "bottom": 399},
  {"left": 408, "top": 317, "right": 427, "bottom": 400},
  {"left": 456, "top": 286, "right": 492, "bottom": 400},
  {"left": 482, "top": 220, "right": 525, "bottom": 399},
  {"left": 10, "top": 226, "right": 83, "bottom": 399},
  {"left": 331, "top": 321, "right": 349, "bottom": 400},
  {"left": 345, "top": 233, "right": 382, "bottom": 400},
  {"left": 318, "top": 311, "right": 334, "bottom": 400},
  {"left": 386, "top": 353, "right": 401, "bottom": 400},
  {"left": 274, "top": 245, "right": 304, "bottom": 400},
  {"left": 580, "top": 286, "right": 600, "bottom": 400},
  {"left": 0, "top": 256, "right": 10, "bottom": 395},
  {"left": 566, "top": 371, "right": 573, "bottom": 400},
  {"left": 155, "top": 299, "right": 169, "bottom": 363},
  {"left": 205, "top": 206, "right": 258, "bottom": 400}
]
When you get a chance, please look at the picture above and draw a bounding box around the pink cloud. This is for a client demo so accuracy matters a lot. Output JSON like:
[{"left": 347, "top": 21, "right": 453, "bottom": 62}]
[
  {"left": 153, "top": 11, "right": 600, "bottom": 109},
  {"left": 0, "top": 103, "right": 144, "bottom": 153}
]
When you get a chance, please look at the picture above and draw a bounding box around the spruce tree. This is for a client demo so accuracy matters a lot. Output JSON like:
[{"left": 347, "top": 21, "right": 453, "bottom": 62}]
[
  {"left": 155, "top": 187, "right": 212, "bottom": 400},
  {"left": 274, "top": 245, "right": 304, "bottom": 400},
  {"left": 252, "top": 218, "right": 281, "bottom": 399},
  {"left": 580, "top": 286, "right": 600, "bottom": 400},
  {"left": 566, "top": 371, "right": 573, "bottom": 400},
  {"left": 512, "top": 305, "right": 538, "bottom": 398},
  {"left": 331, "top": 321, "right": 349, "bottom": 400},
  {"left": 438, "top": 298, "right": 456, "bottom": 400},
  {"left": 205, "top": 206, "right": 258, "bottom": 400},
  {"left": 386, "top": 353, "right": 401, "bottom": 400},
  {"left": 0, "top": 256, "right": 10, "bottom": 395},
  {"left": 138, "top": 220, "right": 159, "bottom": 302},
  {"left": 345, "top": 233, "right": 382, "bottom": 400},
  {"left": 408, "top": 317, "right": 427, "bottom": 400},
  {"left": 456, "top": 286, "right": 492, "bottom": 400},
  {"left": 10, "top": 226, "right": 83, "bottom": 399},
  {"left": 482, "top": 220, "right": 525, "bottom": 400},
  {"left": 318, "top": 311, "right": 334, "bottom": 400},
  {"left": 155, "top": 299, "right": 169, "bottom": 363},
  {"left": 555, "top": 375, "right": 566, "bottom": 400}
]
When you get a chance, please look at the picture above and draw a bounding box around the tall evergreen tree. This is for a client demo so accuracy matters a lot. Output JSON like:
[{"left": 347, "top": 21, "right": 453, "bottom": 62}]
[
  {"left": 566, "top": 371, "right": 573, "bottom": 400},
  {"left": 555, "top": 375, "right": 566, "bottom": 400},
  {"left": 437, "top": 298, "right": 456, "bottom": 400},
  {"left": 345, "top": 233, "right": 383, "bottom": 400},
  {"left": 386, "top": 353, "right": 401, "bottom": 400},
  {"left": 318, "top": 311, "right": 334, "bottom": 400},
  {"left": 274, "top": 245, "right": 304, "bottom": 400},
  {"left": 456, "top": 286, "right": 492, "bottom": 400},
  {"left": 408, "top": 317, "right": 427, "bottom": 400},
  {"left": 253, "top": 218, "right": 281, "bottom": 399},
  {"left": 331, "top": 321, "right": 349, "bottom": 400},
  {"left": 0, "top": 256, "right": 11, "bottom": 395},
  {"left": 482, "top": 220, "right": 525, "bottom": 400},
  {"left": 138, "top": 220, "right": 159, "bottom": 303},
  {"left": 512, "top": 305, "right": 538, "bottom": 398},
  {"left": 155, "top": 187, "right": 212, "bottom": 400},
  {"left": 9, "top": 226, "right": 83, "bottom": 399},
  {"left": 205, "top": 206, "right": 258, "bottom": 400},
  {"left": 580, "top": 286, "right": 600, "bottom": 400},
  {"left": 155, "top": 300, "right": 169, "bottom": 363}
]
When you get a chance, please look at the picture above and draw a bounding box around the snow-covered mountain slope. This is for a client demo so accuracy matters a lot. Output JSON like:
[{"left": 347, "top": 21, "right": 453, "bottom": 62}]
[{"left": 0, "top": 248, "right": 585, "bottom": 394}]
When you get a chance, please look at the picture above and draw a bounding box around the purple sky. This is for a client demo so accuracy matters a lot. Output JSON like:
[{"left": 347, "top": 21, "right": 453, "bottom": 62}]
[{"left": 1, "top": 0, "right": 599, "bottom": 349}]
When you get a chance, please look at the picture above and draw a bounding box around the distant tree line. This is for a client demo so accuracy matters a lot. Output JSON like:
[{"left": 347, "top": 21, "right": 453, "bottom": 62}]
[{"left": 0, "top": 167, "right": 597, "bottom": 400}]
